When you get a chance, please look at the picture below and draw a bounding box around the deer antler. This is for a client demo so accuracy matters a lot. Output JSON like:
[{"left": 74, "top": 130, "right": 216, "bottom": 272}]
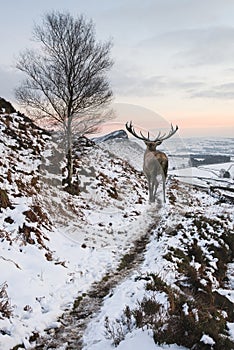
[
  {"left": 125, "top": 121, "right": 150, "bottom": 141},
  {"left": 125, "top": 121, "right": 178, "bottom": 142},
  {"left": 154, "top": 124, "right": 178, "bottom": 142}
]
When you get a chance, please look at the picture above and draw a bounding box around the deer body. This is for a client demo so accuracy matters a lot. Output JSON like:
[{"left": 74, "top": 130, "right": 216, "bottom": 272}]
[
  {"left": 143, "top": 144, "right": 168, "bottom": 203},
  {"left": 126, "top": 122, "right": 178, "bottom": 203}
]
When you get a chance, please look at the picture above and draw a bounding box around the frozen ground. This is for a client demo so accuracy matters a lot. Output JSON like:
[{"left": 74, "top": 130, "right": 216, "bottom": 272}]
[{"left": 0, "top": 113, "right": 233, "bottom": 350}]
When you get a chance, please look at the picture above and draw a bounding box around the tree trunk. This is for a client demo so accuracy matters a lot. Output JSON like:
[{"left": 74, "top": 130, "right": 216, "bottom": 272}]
[{"left": 66, "top": 117, "right": 73, "bottom": 188}]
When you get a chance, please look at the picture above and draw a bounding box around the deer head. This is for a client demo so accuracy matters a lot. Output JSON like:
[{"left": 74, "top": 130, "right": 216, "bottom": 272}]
[{"left": 125, "top": 121, "right": 178, "bottom": 148}]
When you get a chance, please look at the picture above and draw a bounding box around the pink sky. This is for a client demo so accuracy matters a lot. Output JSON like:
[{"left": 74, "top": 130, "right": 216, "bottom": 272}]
[{"left": 99, "top": 103, "right": 233, "bottom": 138}]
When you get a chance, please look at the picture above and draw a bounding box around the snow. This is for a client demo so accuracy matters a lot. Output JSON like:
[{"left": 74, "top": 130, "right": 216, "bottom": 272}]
[
  {"left": 200, "top": 334, "right": 215, "bottom": 345},
  {"left": 170, "top": 162, "right": 234, "bottom": 187},
  {"left": 80, "top": 140, "right": 234, "bottom": 350},
  {"left": 83, "top": 328, "right": 188, "bottom": 350},
  {"left": 182, "top": 303, "right": 189, "bottom": 316},
  {"left": 82, "top": 270, "right": 169, "bottom": 349},
  {"left": 0, "top": 113, "right": 233, "bottom": 349},
  {"left": 90, "top": 328, "right": 188, "bottom": 350},
  {"left": 82, "top": 192, "right": 233, "bottom": 349},
  {"left": 92, "top": 130, "right": 128, "bottom": 143},
  {"left": 0, "top": 217, "right": 120, "bottom": 349},
  {"left": 216, "top": 288, "right": 234, "bottom": 303},
  {"left": 228, "top": 322, "right": 234, "bottom": 341}
]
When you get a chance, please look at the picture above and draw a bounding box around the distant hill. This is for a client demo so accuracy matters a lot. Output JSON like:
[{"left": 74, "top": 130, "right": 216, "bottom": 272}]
[{"left": 92, "top": 129, "right": 128, "bottom": 143}]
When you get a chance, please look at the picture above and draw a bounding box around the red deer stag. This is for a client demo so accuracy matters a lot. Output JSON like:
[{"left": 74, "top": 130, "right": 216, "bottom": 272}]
[{"left": 125, "top": 122, "right": 178, "bottom": 203}]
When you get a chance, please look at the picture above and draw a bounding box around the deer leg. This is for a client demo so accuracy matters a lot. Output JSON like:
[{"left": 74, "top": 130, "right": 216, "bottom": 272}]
[
  {"left": 152, "top": 177, "right": 158, "bottom": 202},
  {"left": 148, "top": 179, "right": 153, "bottom": 202},
  {"left": 161, "top": 171, "right": 167, "bottom": 203},
  {"left": 147, "top": 176, "right": 153, "bottom": 203},
  {"left": 149, "top": 176, "right": 157, "bottom": 203},
  {"left": 163, "top": 178, "right": 166, "bottom": 203}
]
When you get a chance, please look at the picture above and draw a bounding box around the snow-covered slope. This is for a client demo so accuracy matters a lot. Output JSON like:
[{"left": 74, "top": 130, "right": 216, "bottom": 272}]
[
  {"left": 83, "top": 179, "right": 234, "bottom": 350},
  {"left": 0, "top": 110, "right": 233, "bottom": 350},
  {"left": 98, "top": 137, "right": 145, "bottom": 172},
  {"left": 0, "top": 111, "right": 154, "bottom": 349}
]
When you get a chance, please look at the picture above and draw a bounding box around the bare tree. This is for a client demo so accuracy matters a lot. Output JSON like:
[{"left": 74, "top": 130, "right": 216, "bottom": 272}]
[{"left": 15, "top": 11, "right": 114, "bottom": 190}]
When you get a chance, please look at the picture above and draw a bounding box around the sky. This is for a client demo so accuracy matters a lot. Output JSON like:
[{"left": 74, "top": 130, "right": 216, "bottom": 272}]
[{"left": 1, "top": 0, "right": 234, "bottom": 137}]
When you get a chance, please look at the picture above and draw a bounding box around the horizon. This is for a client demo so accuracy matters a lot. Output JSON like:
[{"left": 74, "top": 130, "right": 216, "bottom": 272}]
[
  {"left": 93, "top": 126, "right": 234, "bottom": 140},
  {"left": 95, "top": 102, "right": 234, "bottom": 138},
  {"left": 1, "top": 96, "right": 233, "bottom": 138}
]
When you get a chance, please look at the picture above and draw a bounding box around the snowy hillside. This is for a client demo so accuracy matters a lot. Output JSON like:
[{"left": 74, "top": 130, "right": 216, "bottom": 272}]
[
  {"left": 0, "top": 110, "right": 152, "bottom": 349},
  {"left": 0, "top": 109, "right": 233, "bottom": 350}
]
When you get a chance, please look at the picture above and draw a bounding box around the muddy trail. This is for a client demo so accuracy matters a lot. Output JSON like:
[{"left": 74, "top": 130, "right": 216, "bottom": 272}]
[{"left": 30, "top": 218, "right": 160, "bottom": 350}]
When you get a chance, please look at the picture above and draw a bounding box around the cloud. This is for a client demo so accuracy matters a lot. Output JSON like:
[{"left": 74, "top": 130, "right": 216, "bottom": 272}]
[
  {"left": 190, "top": 82, "right": 234, "bottom": 99},
  {"left": 111, "top": 68, "right": 166, "bottom": 97},
  {"left": 139, "top": 26, "right": 234, "bottom": 67},
  {"left": 99, "top": 0, "right": 234, "bottom": 40},
  {"left": 111, "top": 58, "right": 234, "bottom": 102},
  {"left": 111, "top": 61, "right": 205, "bottom": 98},
  {"left": 177, "top": 27, "right": 234, "bottom": 66}
]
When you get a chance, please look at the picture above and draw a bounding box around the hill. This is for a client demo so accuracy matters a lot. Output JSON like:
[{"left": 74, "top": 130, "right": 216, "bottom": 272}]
[
  {"left": 0, "top": 108, "right": 233, "bottom": 350},
  {"left": 0, "top": 109, "right": 151, "bottom": 349}
]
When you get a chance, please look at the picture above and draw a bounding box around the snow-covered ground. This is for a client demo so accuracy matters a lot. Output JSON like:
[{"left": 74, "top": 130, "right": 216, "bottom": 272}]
[
  {"left": 170, "top": 162, "right": 234, "bottom": 189},
  {"left": 82, "top": 180, "right": 233, "bottom": 350},
  {"left": 0, "top": 112, "right": 233, "bottom": 350},
  {"left": 0, "top": 113, "right": 155, "bottom": 349}
]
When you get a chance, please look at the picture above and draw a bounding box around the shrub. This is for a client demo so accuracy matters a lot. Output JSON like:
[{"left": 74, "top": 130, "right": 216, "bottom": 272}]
[
  {"left": 104, "top": 316, "right": 125, "bottom": 347},
  {"left": 145, "top": 273, "right": 171, "bottom": 294},
  {"left": 0, "top": 282, "right": 13, "bottom": 319},
  {"left": 0, "top": 188, "right": 10, "bottom": 209}
]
